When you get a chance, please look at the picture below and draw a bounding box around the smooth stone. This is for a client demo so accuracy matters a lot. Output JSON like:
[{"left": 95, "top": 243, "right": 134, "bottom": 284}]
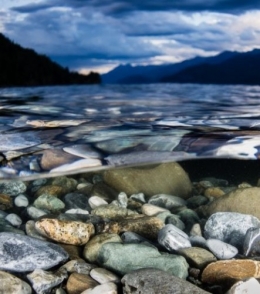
[
  {"left": 51, "top": 176, "right": 77, "bottom": 194},
  {"left": 186, "top": 195, "right": 209, "bottom": 209},
  {"left": 226, "top": 277, "right": 260, "bottom": 294},
  {"left": 64, "top": 192, "right": 91, "bottom": 211},
  {"left": 177, "top": 209, "right": 200, "bottom": 232},
  {"left": 0, "top": 270, "right": 32, "bottom": 294},
  {"left": 51, "top": 158, "right": 102, "bottom": 173},
  {"left": 206, "top": 239, "right": 238, "bottom": 259},
  {"left": 158, "top": 224, "right": 191, "bottom": 252},
  {"left": 90, "top": 267, "right": 120, "bottom": 284},
  {"left": 117, "top": 192, "right": 128, "bottom": 208},
  {"left": 59, "top": 244, "right": 83, "bottom": 261},
  {"left": 121, "top": 232, "right": 149, "bottom": 244},
  {"left": 91, "top": 204, "right": 137, "bottom": 220},
  {"left": 165, "top": 214, "right": 186, "bottom": 230},
  {"left": 88, "top": 196, "right": 108, "bottom": 209},
  {"left": 189, "top": 236, "right": 207, "bottom": 248},
  {"left": 0, "top": 193, "right": 12, "bottom": 210},
  {"left": 65, "top": 208, "right": 89, "bottom": 214},
  {"left": 25, "top": 220, "right": 48, "bottom": 240},
  {"left": 35, "top": 219, "right": 95, "bottom": 245},
  {"left": 103, "top": 162, "right": 192, "bottom": 199},
  {"left": 141, "top": 203, "right": 169, "bottom": 216},
  {"left": 204, "top": 212, "right": 260, "bottom": 248},
  {"left": 190, "top": 223, "right": 202, "bottom": 237},
  {"left": 148, "top": 194, "right": 186, "bottom": 211},
  {"left": 66, "top": 273, "right": 99, "bottom": 294},
  {"left": 61, "top": 260, "right": 96, "bottom": 275},
  {"left": 178, "top": 247, "right": 217, "bottom": 269},
  {"left": 97, "top": 242, "right": 189, "bottom": 278},
  {"left": 0, "top": 217, "right": 24, "bottom": 235},
  {"left": 129, "top": 193, "right": 146, "bottom": 203},
  {"left": 198, "top": 187, "right": 260, "bottom": 219},
  {"left": 40, "top": 149, "right": 79, "bottom": 170},
  {"left": 81, "top": 282, "right": 117, "bottom": 294},
  {"left": 0, "top": 232, "right": 68, "bottom": 272},
  {"left": 27, "top": 206, "right": 48, "bottom": 219},
  {"left": 243, "top": 227, "right": 260, "bottom": 257},
  {"left": 27, "top": 268, "right": 68, "bottom": 294},
  {"left": 34, "top": 185, "right": 64, "bottom": 198},
  {"left": 33, "top": 194, "right": 65, "bottom": 212},
  {"left": 83, "top": 233, "right": 122, "bottom": 263},
  {"left": 14, "top": 194, "right": 29, "bottom": 207},
  {"left": 5, "top": 213, "right": 22, "bottom": 226},
  {"left": 202, "top": 259, "right": 260, "bottom": 285},
  {"left": 122, "top": 268, "right": 210, "bottom": 294},
  {"left": 0, "top": 181, "right": 27, "bottom": 196}
]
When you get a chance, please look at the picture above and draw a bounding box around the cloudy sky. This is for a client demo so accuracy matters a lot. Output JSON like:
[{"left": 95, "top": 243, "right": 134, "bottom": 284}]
[{"left": 1, "top": 0, "right": 260, "bottom": 74}]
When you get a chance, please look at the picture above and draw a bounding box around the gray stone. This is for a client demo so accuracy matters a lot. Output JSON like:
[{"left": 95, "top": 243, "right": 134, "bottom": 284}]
[
  {"left": 186, "top": 195, "right": 209, "bottom": 209},
  {"left": 0, "top": 270, "right": 32, "bottom": 294},
  {"left": 190, "top": 223, "right": 202, "bottom": 237},
  {"left": 148, "top": 194, "right": 186, "bottom": 211},
  {"left": 129, "top": 193, "right": 146, "bottom": 203},
  {"left": 61, "top": 260, "right": 96, "bottom": 275},
  {"left": 0, "top": 181, "right": 27, "bottom": 196},
  {"left": 5, "top": 213, "right": 22, "bottom": 226},
  {"left": 121, "top": 232, "right": 150, "bottom": 244},
  {"left": 0, "top": 217, "right": 24, "bottom": 234},
  {"left": 189, "top": 236, "right": 207, "bottom": 248},
  {"left": 204, "top": 212, "right": 260, "bottom": 249},
  {"left": 27, "top": 206, "right": 48, "bottom": 219},
  {"left": 33, "top": 194, "right": 65, "bottom": 212},
  {"left": 97, "top": 242, "right": 189, "bottom": 278},
  {"left": 0, "top": 232, "right": 68, "bottom": 272},
  {"left": 81, "top": 282, "right": 118, "bottom": 294},
  {"left": 90, "top": 267, "right": 120, "bottom": 284},
  {"left": 177, "top": 209, "right": 200, "bottom": 232},
  {"left": 226, "top": 277, "right": 260, "bottom": 294},
  {"left": 122, "top": 268, "right": 210, "bottom": 294},
  {"left": 27, "top": 268, "right": 67, "bottom": 294},
  {"left": 244, "top": 227, "right": 260, "bottom": 257},
  {"left": 117, "top": 192, "right": 128, "bottom": 208},
  {"left": 25, "top": 220, "right": 48, "bottom": 241},
  {"left": 0, "top": 132, "right": 40, "bottom": 151},
  {"left": 206, "top": 239, "right": 238, "bottom": 259},
  {"left": 158, "top": 224, "right": 191, "bottom": 252},
  {"left": 64, "top": 192, "right": 91, "bottom": 211},
  {"left": 165, "top": 214, "right": 186, "bottom": 230},
  {"left": 14, "top": 194, "right": 29, "bottom": 207}
]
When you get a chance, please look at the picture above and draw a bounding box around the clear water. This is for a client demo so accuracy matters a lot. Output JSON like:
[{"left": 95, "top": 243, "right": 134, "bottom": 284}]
[{"left": 0, "top": 83, "right": 260, "bottom": 179}]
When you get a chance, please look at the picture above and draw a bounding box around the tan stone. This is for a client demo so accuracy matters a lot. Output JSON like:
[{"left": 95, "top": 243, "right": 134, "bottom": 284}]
[
  {"left": 0, "top": 270, "right": 31, "bottom": 294},
  {"left": 41, "top": 149, "right": 78, "bottom": 170},
  {"left": 91, "top": 204, "right": 137, "bottom": 220},
  {"left": 202, "top": 259, "right": 260, "bottom": 285},
  {"left": 204, "top": 187, "right": 225, "bottom": 199},
  {"left": 198, "top": 187, "right": 260, "bottom": 219},
  {"left": 141, "top": 203, "right": 169, "bottom": 216},
  {"left": 34, "top": 185, "right": 64, "bottom": 198},
  {"left": 103, "top": 162, "right": 192, "bottom": 199},
  {"left": 35, "top": 219, "right": 95, "bottom": 245},
  {"left": 59, "top": 244, "right": 84, "bottom": 261},
  {"left": 66, "top": 273, "right": 98, "bottom": 294},
  {"left": 0, "top": 193, "right": 12, "bottom": 210},
  {"left": 83, "top": 233, "right": 122, "bottom": 263}
]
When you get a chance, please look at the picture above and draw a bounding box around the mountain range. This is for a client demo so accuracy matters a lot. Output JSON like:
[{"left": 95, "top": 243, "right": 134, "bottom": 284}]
[
  {"left": 102, "top": 49, "right": 260, "bottom": 85},
  {"left": 0, "top": 33, "right": 100, "bottom": 87}
]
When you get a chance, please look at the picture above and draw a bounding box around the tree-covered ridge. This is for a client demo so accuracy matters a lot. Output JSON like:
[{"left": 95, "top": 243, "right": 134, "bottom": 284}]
[{"left": 0, "top": 33, "right": 100, "bottom": 87}]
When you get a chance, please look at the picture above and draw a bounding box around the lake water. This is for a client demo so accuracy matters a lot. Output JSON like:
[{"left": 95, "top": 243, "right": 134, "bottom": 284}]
[{"left": 0, "top": 83, "right": 260, "bottom": 181}]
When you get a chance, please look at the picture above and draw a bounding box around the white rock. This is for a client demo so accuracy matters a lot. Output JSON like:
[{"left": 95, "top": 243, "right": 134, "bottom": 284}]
[
  {"left": 0, "top": 270, "right": 32, "bottom": 294},
  {"left": 5, "top": 213, "right": 22, "bottom": 226},
  {"left": 88, "top": 196, "right": 108, "bottom": 209},
  {"left": 65, "top": 208, "right": 89, "bottom": 215},
  {"left": 117, "top": 192, "right": 128, "bottom": 208},
  {"left": 158, "top": 224, "right": 191, "bottom": 252},
  {"left": 226, "top": 277, "right": 260, "bottom": 294},
  {"left": 130, "top": 193, "right": 146, "bottom": 203},
  {"left": 50, "top": 158, "right": 102, "bottom": 173},
  {"left": 141, "top": 203, "right": 169, "bottom": 216},
  {"left": 14, "top": 194, "right": 29, "bottom": 207},
  {"left": 81, "top": 282, "right": 117, "bottom": 294},
  {"left": 206, "top": 239, "right": 238, "bottom": 259},
  {"left": 90, "top": 268, "right": 120, "bottom": 284},
  {"left": 27, "top": 206, "right": 47, "bottom": 219}
]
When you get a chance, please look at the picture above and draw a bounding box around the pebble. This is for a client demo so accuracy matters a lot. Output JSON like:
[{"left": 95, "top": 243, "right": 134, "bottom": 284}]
[
  {"left": 61, "top": 260, "right": 96, "bottom": 275},
  {"left": 81, "top": 282, "right": 118, "bottom": 294},
  {"left": 35, "top": 218, "right": 95, "bottom": 245},
  {"left": 27, "top": 268, "right": 68, "bottom": 294},
  {"left": 206, "top": 238, "right": 238, "bottom": 259},
  {"left": 25, "top": 220, "right": 48, "bottom": 240},
  {"left": 121, "top": 231, "right": 149, "bottom": 244},
  {"left": 27, "top": 206, "right": 48, "bottom": 219},
  {"left": 122, "top": 268, "right": 210, "bottom": 294},
  {"left": 88, "top": 196, "right": 108, "bottom": 209},
  {"left": 243, "top": 227, "right": 260, "bottom": 257},
  {"left": 158, "top": 224, "right": 191, "bottom": 252},
  {"left": 0, "top": 193, "right": 12, "bottom": 210},
  {"left": 141, "top": 203, "right": 169, "bottom": 216},
  {"left": 66, "top": 272, "right": 99, "bottom": 294},
  {"left": 226, "top": 277, "right": 260, "bottom": 294},
  {"left": 0, "top": 180, "right": 27, "bottom": 196},
  {"left": 14, "top": 194, "right": 29, "bottom": 207},
  {"left": 64, "top": 192, "right": 91, "bottom": 211},
  {"left": 34, "top": 185, "right": 64, "bottom": 197},
  {"left": 204, "top": 212, "right": 260, "bottom": 248},
  {"left": 65, "top": 208, "right": 89, "bottom": 214},
  {"left": 165, "top": 213, "right": 186, "bottom": 230},
  {"left": 117, "top": 191, "right": 128, "bottom": 208},
  {"left": 0, "top": 232, "right": 68, "bottom": 272},
  {"left": 33, "top": 193, "right": 65, "bottom": 211},
  {"left": 129, "top": 193, "right": 146, "bottom": 203},
  {"left": 5, "top": 213, "right": 22, "bottom": 226},
  {"left": 148, "top": 193, "right": 187, "bottom": 211},
  {"left": 0, "top": 270, "right": 32, "bottom": 294},
  {"left": 91, "top": 204, "right": 137, "bottom": 219},
  {"left": 90, "top": 267, "right": 120, "bottom": 284}
]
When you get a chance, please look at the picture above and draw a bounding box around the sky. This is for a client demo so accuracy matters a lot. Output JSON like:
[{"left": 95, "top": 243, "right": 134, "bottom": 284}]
[{"left": 1, "top": 0, "right": 260, "bottom": 74}]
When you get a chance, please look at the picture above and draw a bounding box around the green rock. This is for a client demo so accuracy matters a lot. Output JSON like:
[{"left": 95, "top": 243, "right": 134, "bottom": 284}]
[
  {"left": 97, "top": 243, "right": 189, "bottom": 278},
  {"left": 103, "top": 162, "right": 192, "bottom": 199},
  {"left": 33, "top": 194, "right": 65, "bottom": 212}
]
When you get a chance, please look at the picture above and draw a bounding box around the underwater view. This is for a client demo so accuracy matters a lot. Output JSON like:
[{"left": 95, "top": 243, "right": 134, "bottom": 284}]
[{"left": 0, "top": 83, "right": 260, "bottom": 293}]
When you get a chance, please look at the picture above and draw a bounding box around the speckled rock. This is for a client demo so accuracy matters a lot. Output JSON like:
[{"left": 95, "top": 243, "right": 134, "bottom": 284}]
[
  {"left": 97, "top": 242, "right": 189, "bottom": 278},
  {"left": 199, "top": 187, "right": 260, "bottom": 219},
  {"left": 83, "top": 233, "right": 122, "bottom": 263},
  {"left": 34, "top": 185, "right": 64, "bottom": 198},
  {"left": 103, "top": 162, "right": 192, "bottom": 199},
  {"left": 0, "top": 181, "right": 27, "bottom": 196},
  {"left": 61, "top": 260, "right": 96, "bottom": 275},
  {"left": 0, "top": 193, "right": 12, "bottom": 210},
  {"left": 204, "top": 212, "right": 260, "bottom": 248},
  {"left": 91, "top": 204, "right": 137, "bottom": 220},
  {"left": 0, "top": 232, "right": 68, "bottom": 272},
  {"left": 177, "top": 209, "right": 200, "bottom": 232},
  {"left": 90, "top": 267, "right": 120, "bottom": 284},
  {"left": 122, "top": 268, "right": 210, "bottom": 294},
  {"left": 202, "top": 259, "right": 260, "bottom": 285},
  {"left": 35, "top": 218, "right": 95, "bottom": 245},
  {"left": 27, "top": 268, "right": 68, "bottom": 294},
  {"left": 66, "top": 273, "right": 99, "bottom": 294},
  {"left": 33, "top": 194, "right": 65, "bottom": 211},
  {"left": 0, "top": 270, "right": 32, "bottom": 294},
  {"left": 178, "top": 247, "right": 217, "bottom": 269}
]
